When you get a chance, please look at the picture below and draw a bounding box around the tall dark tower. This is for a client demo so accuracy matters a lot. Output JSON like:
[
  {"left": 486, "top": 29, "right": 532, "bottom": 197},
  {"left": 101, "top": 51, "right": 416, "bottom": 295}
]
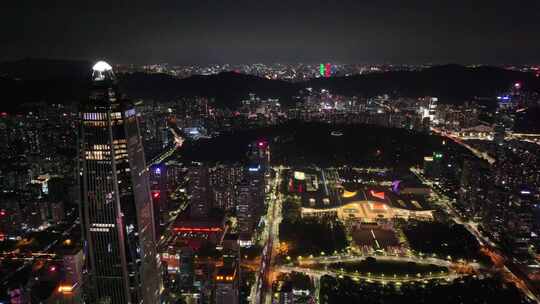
[{"left": 79, "top": 61, "right": 161, "bottom": 303}]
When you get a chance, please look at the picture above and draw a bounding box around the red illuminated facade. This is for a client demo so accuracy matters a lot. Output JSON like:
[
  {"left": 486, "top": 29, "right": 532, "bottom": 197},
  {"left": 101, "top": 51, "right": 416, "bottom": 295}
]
[
  {"left": 370, "top": 190, "right": 385, "bottom": 200},
  {"left": 325, "top": 63, "right": 331, "bottom": 77}
]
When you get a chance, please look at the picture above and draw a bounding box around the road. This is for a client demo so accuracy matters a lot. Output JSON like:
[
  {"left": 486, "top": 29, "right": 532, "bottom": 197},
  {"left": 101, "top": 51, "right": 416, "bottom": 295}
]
[
  {"left": 509, "top": 133, "right": 540, "bottom": 146},
  {"left": 252, "top": 166, "right": 283, "bottom": 304},
  {"left": 430, "top": 127, "right": 496, "bottom": 164},
  {"left": 410, "top": 167, "right": 540, "bottom": 303},
  {"left": 0, "top": 220, "right": 79, "bottom": 287},
  {"left": 277, "top": 265, "right": 468, "bottom": 283},
  {"left": 157, "top": 185, "right": 189, "bottom": 249},
  {"left": 272, "top": 251, "right": 481, "bottom": 298},
  {"left": 297, "top": 253, "right": 482, "bottom": 271},
  {"left": 146, "top": 125, "right": 184, "bottom": 169}
]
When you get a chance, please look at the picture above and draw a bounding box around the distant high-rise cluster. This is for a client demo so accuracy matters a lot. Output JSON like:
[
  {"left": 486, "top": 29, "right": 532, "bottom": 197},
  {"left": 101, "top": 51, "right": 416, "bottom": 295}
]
[{"left": 114, "top": 62, "right": 430, "bottom": 81}]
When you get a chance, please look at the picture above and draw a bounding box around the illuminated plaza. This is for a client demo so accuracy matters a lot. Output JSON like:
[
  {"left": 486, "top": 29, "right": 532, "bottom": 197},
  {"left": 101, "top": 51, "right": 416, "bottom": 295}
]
[{"left": 286, "top": 168, "right": 435, "bottom": 222}]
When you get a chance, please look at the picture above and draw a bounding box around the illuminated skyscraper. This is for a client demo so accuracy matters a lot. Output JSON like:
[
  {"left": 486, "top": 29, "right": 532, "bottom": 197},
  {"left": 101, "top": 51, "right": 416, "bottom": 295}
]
[
  {"left": 214, "top": 261, "right": 239, "bottom": 304},
  {"left": 188, "top": 164, "right": 211, "bottom": 218},
  {"left": 319, "top": 63, "right": 332, "bottom": 77},
  {"left": 424, "top": 152, "right": 443, "bottom": 180},
  {"left": 149, "top": 164, "right": 169, "bottom": 239},
  {"left": 79, "top": 61, "right": 161, "bottom": 303},
  {"left": 236, "top": 181, "right": 253, "bottom": 239}
]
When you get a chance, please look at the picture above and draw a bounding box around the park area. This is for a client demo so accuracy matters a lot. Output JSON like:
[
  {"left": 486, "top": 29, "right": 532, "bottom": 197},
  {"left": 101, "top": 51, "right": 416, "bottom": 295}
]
[{"left": 279, "top": 217, "right": 348, "bottom": 257}]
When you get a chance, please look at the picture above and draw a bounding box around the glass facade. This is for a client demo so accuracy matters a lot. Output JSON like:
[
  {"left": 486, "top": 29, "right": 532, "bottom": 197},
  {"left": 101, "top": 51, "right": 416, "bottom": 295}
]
[{"left": 79, "top": 62, "right": 161, "bottom": 303}]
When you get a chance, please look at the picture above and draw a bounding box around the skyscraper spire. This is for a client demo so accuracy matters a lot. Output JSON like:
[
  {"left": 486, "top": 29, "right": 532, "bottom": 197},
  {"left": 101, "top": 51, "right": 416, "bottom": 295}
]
[{"left": 79, "top": 61, "right": 162, "bottom": 303}]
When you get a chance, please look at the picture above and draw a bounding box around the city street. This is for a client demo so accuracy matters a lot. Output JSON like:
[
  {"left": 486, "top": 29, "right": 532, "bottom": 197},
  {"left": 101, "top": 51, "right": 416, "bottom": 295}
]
[
  {"left": 251, "top": 166, "right": 283, "bottom": 304},
  {"left": 277, "top": 265, "right": 468, "bottom": 283},
  {"left": 0, "top": 220, "right": 79, "bottom": 287},
  {"left": 430, "top": 127, "right": 496, "bottom": 164},
  {"left": 411, "top": 167, "right": 540, "bottom": 303},
  {"left": 297, "top": 253, "right": 482, "bottom": 270}
]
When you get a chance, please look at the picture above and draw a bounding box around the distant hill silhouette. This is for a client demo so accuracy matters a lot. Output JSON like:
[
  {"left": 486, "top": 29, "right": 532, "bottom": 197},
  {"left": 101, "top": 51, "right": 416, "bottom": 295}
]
[
  {"left": 119, "top": 71, "right": 300, "bottom": 108},
  {"left": 306, "top": 64, "right": 540, "bottom": 104},
  {"left": 1, "top": 59, "right": 539, "bottom": 113}
]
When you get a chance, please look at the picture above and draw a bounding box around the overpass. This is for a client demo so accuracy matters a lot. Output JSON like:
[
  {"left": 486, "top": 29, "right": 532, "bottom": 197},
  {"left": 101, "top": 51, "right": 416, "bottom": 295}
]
[
  {"left": 430, "top": 127, "right": 496, "bottom": 164},
  {"left": 146, "top": 125, "right": 184, "bottom": 170},
  {"left": 277, "top": 265, "right": 469, "bottom": 284},
  {"left": 296, "top": 253, "right": 483, "bottom": 271}
]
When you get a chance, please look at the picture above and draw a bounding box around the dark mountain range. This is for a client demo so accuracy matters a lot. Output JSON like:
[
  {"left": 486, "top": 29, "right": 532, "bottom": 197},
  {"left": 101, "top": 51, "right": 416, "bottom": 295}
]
[
  {"left": 307, "top": 64, "right": 540, "bottom": 103},
  {"left": 118, "top": 72, "right": 300, "bottom": 108},
  {"left": 1, "top": 59, "right": 539, "bottom": 112}
]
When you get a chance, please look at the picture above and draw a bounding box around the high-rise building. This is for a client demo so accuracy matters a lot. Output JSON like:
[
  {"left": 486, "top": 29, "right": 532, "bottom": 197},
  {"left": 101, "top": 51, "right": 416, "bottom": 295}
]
[
  {"left": 459, "top": 157, "right": 480, "bottom": 216},
  {"left": 423, "top": 152, "right": 443, "bottom": 180},
  {"left": 212, "top": 186, "right": 236, "bottom": 211},
  {"left": 214, "top": 263, "right": 239, "bottom": 304},
  {"left": 149, "top": 164, "right": 169, "bottom": 238},
  {"left": 50, "top": 246, "right": 85, "bottom": 304},
  {"left": 249, "top": 140, "right": 270, "bottom": 171},
  {"left": 236, "top": 180, "right": 256, "bottom": 245},
  {"left": 188, "top": 164, "right": 211, "bottom": 218},
  {"left": 209, "top": 165, "right": 244, "bottom": 211},
  {"left": 50, "top": 201, "right": 65, "bottom": 223},
  {"left": 79, "top": 61, "right": 161, "bottom": 303},
  {"left": 178, "top": 247, "right": 195, "bottom": 292}
]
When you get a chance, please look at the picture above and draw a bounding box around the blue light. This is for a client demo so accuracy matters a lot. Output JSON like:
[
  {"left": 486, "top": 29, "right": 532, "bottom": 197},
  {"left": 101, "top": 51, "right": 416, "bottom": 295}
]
[
  {"left": 248, "top": 165, "right": 261, "bottom": 172},
  {"left": 184, "top": 127, "right": 201, "bottom": 135}
]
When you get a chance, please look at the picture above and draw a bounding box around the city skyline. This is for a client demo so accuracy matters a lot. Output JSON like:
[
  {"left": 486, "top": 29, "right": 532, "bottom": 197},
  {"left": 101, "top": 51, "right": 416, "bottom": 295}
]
[
  {"left": 1, "top": 1, "right": 540, "bottom": 303},
  {"left": 1, "top": 58, "right": 540, "bottom": 303}
]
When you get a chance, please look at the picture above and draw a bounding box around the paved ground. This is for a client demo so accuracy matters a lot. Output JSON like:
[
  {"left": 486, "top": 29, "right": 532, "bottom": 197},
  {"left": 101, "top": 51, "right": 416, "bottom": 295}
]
[{"left": 352, "top": 227, "right": 399, "bottom": 249}]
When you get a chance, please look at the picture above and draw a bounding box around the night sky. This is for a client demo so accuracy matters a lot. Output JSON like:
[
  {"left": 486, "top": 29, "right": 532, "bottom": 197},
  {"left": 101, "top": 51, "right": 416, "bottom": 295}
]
[{"left": 2, "top": 0, "right": 539, "bottom": 64}]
